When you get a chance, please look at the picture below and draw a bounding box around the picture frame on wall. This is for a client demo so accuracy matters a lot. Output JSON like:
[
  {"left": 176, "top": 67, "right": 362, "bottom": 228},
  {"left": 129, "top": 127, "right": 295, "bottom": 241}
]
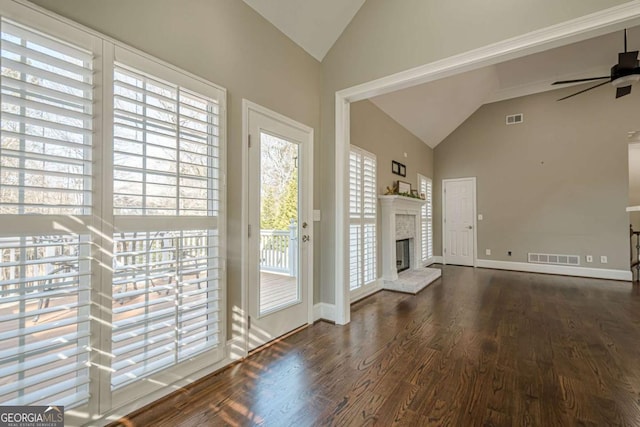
[
  {"left": 392, "top": 160, "right": 400, "bottom": 175},
  {"left": 392, "top": 160, "right": 407, "bottom": 177},
  {"left": 397, "top": 180, "right": 411, "bottom": 194}
]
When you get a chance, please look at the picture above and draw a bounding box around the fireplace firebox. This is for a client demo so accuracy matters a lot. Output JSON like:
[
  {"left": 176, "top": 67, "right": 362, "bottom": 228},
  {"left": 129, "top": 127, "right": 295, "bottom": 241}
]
[{"left": 396, "top": 239, "right": 410, "bottom": 273}]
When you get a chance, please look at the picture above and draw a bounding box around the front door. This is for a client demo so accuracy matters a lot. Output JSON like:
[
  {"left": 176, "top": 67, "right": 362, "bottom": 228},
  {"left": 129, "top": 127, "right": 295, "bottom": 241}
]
[
  {"left": 246, "top": 103, "right": 313, "bottom": 350},
  {"left": 443, "top": 178, "right": 476, "bottom": 266}
]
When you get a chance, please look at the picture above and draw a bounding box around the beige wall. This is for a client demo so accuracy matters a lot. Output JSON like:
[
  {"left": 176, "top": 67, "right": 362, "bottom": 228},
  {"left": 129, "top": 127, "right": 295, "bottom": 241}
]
[
  {"left": 28, "top": 0, "right": 322, "bottom": 333},
  {"left": 350, "top": 100, "right": 434, "bottom": 273},
  {"left": 434, "top": 85, "right": 633, "bottom": 270},
  {"left": 320, "top": 0, "right": 630, "bottom": 304},
  {"left": 351, "top": 100, "right": 433, "bottom": 193}
]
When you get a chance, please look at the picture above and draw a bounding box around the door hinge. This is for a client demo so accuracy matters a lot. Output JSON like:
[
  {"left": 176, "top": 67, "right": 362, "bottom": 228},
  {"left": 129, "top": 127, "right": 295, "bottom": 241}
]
[
  {"left": 248, "top": 315, "right": 251, "bottom": 329},
  {"left": 248, "top": 134, "right": 252, "bottom": 148},
  {"left": 444, "top": 248, "right": 447, "bottom": 254},
  {"left": 248, "top": 224, "right": 252, "bottom": 238}
]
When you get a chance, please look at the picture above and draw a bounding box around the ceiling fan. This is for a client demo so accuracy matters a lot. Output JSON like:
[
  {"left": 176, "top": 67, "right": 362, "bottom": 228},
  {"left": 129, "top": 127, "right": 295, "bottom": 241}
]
[{"left": 552, "top": 29, "right": 639, "bottom": 101}]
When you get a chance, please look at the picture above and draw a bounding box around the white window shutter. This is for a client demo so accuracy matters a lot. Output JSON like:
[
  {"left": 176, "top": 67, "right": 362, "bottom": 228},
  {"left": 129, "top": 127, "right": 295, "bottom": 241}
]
[
  {"left": 349, "top": 147, "right": 376, "bottom": 291},
  {"left": 0, "top": 19, "right": 94, "bottom": 409},
  {"left": 0, "top": 20, "right": 94, "bottom": 216},
  {"left": 419, "top": 174, "right": 433, "bottom": 262},
  {"left": 110, "top": 59, "right": 223, "bottom": 391}
]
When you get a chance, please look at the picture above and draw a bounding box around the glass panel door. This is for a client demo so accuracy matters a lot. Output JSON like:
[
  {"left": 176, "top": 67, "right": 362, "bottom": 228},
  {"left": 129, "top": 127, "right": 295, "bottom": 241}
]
[{"left": 258, "top": 132, "right": 300, "bottom": 314}]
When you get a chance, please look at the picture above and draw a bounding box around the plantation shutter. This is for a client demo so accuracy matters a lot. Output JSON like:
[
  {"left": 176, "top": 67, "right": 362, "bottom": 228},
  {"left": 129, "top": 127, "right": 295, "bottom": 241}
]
[
  {"left": 113, "top": 64, "right": 221, "bottom": 216},
  {"left": 419, "top": 174, "right": 433, "bottom": 262},
  {"left": 0, "top": 19, "right": 93, "bottom": 215},
  {"left": 110, "top": 51, "right": 223, "bottom": 391},
  {"left": 349, "top": 146, "right": 376, "bottom": 291},
  {"left": 0, "top": 19, "right": 94, "bottom": 408},
  {"left": 349, "top": 150, "right": 362, "bottom": 290}
]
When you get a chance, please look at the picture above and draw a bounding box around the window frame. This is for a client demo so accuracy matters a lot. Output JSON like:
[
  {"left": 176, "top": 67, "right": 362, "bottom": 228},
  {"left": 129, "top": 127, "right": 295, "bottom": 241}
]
[
  {"left": 0, "top": 1, "right": 227, "bottom": 422},
  {"left": 418, "top": 173, "right": 433, "bottom": 264},
  {"left": 349, "top": 145, "right": 377, "bottom": 300}
]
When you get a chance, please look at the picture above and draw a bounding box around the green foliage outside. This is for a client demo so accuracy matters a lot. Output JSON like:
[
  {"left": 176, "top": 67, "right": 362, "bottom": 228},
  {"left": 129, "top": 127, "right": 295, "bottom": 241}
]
[{"left": 261, "top": 173, "right": 298, "bottom": 230}]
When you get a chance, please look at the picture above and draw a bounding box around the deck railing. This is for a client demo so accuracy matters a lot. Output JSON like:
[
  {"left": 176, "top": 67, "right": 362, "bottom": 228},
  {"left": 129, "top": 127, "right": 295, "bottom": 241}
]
[
  {"left": 1, "top": 224, "right": 297, "bottom": 299},
  {"left": 260, "top": 221, "right": 297, "bottom": 276}
]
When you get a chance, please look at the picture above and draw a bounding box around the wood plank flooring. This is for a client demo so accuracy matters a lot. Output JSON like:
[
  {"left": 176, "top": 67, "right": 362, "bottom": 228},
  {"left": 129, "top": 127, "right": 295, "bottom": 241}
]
[{"left": 110, "top": 265, "right": 640, "bottom": 426}]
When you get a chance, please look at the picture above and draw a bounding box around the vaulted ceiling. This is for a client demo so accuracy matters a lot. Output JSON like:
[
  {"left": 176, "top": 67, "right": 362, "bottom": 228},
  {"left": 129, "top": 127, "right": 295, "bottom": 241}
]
[
  {"left": 242, "top": 0, "right": 366, "bottom": 61},
  {"left": 243, "top": 1, "right": 639, "bottom": 148}
]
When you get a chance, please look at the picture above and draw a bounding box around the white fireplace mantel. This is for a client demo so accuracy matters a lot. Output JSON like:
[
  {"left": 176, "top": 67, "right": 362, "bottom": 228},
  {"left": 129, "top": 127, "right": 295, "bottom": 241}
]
[{"left": 378, "top": 195, "right": 426, "bottom": 282}]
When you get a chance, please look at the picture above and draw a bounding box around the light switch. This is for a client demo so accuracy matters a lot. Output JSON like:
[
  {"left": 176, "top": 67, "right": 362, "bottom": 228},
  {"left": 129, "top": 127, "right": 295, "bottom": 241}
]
[
  {"left": 478, "top": 214, "right": 483, "bottom": 221},
  {"left": 313, "top": 210, "right": 321, "bottom": 222}
]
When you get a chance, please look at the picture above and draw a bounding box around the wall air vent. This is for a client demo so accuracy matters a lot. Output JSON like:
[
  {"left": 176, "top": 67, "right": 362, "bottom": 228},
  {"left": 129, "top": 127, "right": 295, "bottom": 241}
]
[
  {"left": 506, "top": 113, "right": 524, "bottom": 125},
  {"left": 528, "top": 253, "right": 580, "bottom": 266}
]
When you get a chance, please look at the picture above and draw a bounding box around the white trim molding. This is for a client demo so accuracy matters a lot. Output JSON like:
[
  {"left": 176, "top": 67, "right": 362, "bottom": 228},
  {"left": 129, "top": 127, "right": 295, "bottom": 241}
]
[
  {"left": 350, "top": 278, "right": 383, "bottom": 303},
  {"left": 332, "top": 3, "right": 640, "bottom": 325},
  {"left": 313, "top": 303, "right": 337, "bottom": 322},
  {"left": 430, "top": 256, "right": 444, "bottom": 264},
  {"left": 476, "top": 259, "right": 632, "bottom": 281}
]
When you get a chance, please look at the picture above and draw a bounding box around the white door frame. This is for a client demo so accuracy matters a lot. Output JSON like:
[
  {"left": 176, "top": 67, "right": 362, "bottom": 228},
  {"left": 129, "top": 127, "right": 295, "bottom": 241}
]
[
  {"left": 241, "top": 99, "right": 314, "bottom": 356},
  {"left": 442, "top": 177, "right": 477, "bottom": 267},
  {"left": 332, "top": 4, "right": 640, "bottom": 325}
]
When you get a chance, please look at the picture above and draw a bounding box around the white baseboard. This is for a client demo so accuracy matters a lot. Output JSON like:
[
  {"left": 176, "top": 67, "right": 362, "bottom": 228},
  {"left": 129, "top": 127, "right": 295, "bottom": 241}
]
[
  {"left": 313, "top": 302, "right": 336, "bottom": 322},
  {"left": 226, "top": 335, "right": 246, "bottom": 361},
  {"left": 427, "top": 256, "right": 444, "bottom": 265},
  {"left": 476, "top": 259, "right": 632, "bottom": 281},
  {"left": 350, "top": 279, "right": 383, "bottom": 304}
]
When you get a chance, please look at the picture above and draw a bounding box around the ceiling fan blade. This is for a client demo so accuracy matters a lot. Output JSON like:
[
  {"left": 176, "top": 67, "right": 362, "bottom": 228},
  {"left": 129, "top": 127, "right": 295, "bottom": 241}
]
[
  {"left": 619, "top": 51, "right": 639, "bottom": 69},
  {"left": 557, "top": 80, "right": 610, "bottom": 101},
  {"left": 552, "top": 76, "right": 610, "bottom": 85},
  {"left": 616, "top": 85, "right": 632, "bottom": 98}
]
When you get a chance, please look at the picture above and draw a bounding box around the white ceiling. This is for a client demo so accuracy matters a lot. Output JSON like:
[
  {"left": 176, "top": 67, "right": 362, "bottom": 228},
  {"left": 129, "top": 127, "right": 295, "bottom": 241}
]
[
  {"left": 242, "top": 0, "right": 366, "bottom": 61},
  {"left": 371, "top": 27, "right": 640, "bottom": 148}
]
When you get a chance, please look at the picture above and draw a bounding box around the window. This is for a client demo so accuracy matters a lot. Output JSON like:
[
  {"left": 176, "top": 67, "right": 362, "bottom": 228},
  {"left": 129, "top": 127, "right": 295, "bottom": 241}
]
[
  {"left": 418, "top": 174, "right": 433, "bottom": 263},
  {"left": 0, "top": 6, "right": 226, "bottom": 418},
  {"left": 110, "top": 55, "right": 223, "bottom": 390},
  {"left": 0, "top": 18, "right": 94, "bottom": 409},
  {"left": 0, "top": 20, "right": 93, "bottom": 215},
  {"left": 349, "top": 146, "right": 376, "bottom": 292}
]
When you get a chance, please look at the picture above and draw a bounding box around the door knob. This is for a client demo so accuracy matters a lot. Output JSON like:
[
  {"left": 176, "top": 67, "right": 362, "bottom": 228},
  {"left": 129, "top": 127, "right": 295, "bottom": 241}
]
[
  {"left": 467, "top": 226, "right": 473, "bottom": 229},
  {"left": 302, "top": 235, "right": 310, "bottom": 242},
  {"left": 302, "top": 222, "right": 308, "bottom": 229}
]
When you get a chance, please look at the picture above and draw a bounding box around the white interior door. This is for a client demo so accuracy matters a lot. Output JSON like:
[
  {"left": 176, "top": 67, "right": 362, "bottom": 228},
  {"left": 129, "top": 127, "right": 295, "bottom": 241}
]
[
  {"left": 443, "top": 178, "right": 476, "bottom": 266},
  {"left": 246, "top": 103, "right": 313, "bottom": 350}
]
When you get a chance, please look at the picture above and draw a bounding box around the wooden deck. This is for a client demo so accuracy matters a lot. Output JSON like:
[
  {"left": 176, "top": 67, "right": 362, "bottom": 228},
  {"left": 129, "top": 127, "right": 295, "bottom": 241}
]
[{"left": 259, "top": 272, "right": 298, "bottom": 313}]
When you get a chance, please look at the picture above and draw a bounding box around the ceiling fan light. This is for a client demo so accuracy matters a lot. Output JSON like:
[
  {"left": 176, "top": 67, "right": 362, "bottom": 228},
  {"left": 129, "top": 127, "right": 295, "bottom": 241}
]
[{"left": 611, "top": 74, "right": 640, "bottom": 88}]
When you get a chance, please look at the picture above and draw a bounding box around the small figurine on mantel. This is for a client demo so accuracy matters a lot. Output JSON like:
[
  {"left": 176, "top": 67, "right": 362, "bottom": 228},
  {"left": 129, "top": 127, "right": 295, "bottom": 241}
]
[{"left": 384, "top": 182, "right": 398, "bottom": 195}]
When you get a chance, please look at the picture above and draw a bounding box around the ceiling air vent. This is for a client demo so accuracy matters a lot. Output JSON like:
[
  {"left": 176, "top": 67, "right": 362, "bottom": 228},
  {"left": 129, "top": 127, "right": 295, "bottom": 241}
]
[{"left": 506, "top": 113, "right": 523, "bottom": 125}]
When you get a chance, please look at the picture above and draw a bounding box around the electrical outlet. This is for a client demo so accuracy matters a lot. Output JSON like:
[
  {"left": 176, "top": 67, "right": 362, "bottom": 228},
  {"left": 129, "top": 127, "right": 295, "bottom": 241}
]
[
  {"left": 586, "top": 255, "right": 593, "bottom": 263},
  {"left": 486, "top": 249, "right": 491, "bottom": 256},
  {"left": 600, "top": 256, "right": 608, "bottom": 264}
]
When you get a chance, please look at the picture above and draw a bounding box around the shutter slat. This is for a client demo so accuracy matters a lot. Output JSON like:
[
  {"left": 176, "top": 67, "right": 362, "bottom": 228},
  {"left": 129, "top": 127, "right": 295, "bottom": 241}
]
[
  {"left": 1, "top": 57, "right": 92, "bottom": 92},
  {"left": 2, "top": 75, "right": 92, "bottom": 109},
  {"left": 3, "top": 20, "right": 93, "bottom": 62}
]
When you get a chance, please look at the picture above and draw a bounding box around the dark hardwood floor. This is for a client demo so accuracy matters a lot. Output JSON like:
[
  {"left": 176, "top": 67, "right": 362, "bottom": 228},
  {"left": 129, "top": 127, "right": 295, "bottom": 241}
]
[{"left": 111, "top": 266, "right": 640, "bottom": 426}]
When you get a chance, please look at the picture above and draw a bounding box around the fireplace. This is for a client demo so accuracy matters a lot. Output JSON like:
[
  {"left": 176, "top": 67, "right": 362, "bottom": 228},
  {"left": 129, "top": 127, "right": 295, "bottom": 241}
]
[
  {"left": 396, "top": 239, "right": 410, "bottom": 273},
  {"left": 379, "top": 195, "right": 442, "bottom": 293}
]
